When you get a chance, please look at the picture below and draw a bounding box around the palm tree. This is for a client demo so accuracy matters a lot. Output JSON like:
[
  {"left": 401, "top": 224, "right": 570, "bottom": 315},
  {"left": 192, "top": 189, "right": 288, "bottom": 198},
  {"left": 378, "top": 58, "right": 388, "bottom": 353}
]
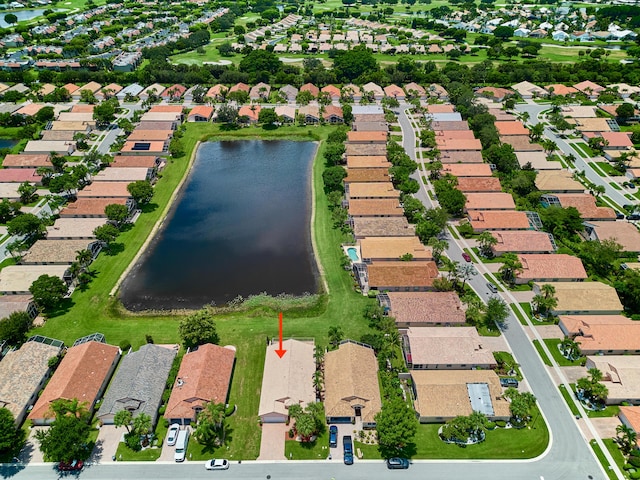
[
  {"left": 194, "top": 402, "right": 226, "bottom": 447},
  {"left": 76, "top": 249, "right": 93, "bottom": 268},
  {"left": 541, "top": 283, "right": 556, "bottom": 300},
  {"left": 477, "top": 231, "right": 497, "bottom": 258},
  {"left": 48, "top": 398, "right": 90, "bottom": 421},
  {"left": 499, "top": 253, "right": 523, "bottom": 286},
  {"left": 114, "top": 409, "right": 132, "bottom": 433},
  {"left": 314, "top": 345, "right": 325, "bottom": 369},
  {"left": 616, "top": 424, "right": 638, "bottom": 454},
  {"left": 327, "top": 326, "right": 343, "bottom": 349},
  {"left": 313, "top": 370, "right": 324, "bottom": 400},
  {"left": 427, "top": 238, "right": 449, "bottom": 265},
  {"left": 529, "top": 123, "right": 544, "bottom": 141}
]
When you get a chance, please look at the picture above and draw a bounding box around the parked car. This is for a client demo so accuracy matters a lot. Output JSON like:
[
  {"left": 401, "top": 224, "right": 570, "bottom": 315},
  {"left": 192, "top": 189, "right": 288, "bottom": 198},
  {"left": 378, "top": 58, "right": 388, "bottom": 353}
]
[
  {"left": 462, "top": 252, "right": 471, "bottom": 262},
  {"left": 167, "top": 423, "right": 180, "bottom": 447},
  {"left": 343, "top": 435, "right": 354, "bottom": 465},
  {"left": 58, "top": 460, "right": 84, "bottom": 471},
  {"left": 329, "top": 425, "right": 338, "bottom": 448},
  {"left": 386, "top": 458, "right": 410, "bottom": 469},
  {"left": 500, "top": 377, "right": 519, "bottom": 388},
  {"left": 487, "top": 282, "right": 498, "bottom": 293},
  {"left": 628, "top": 214, "right": 640, "bottom": 221},
  {"left": 174, "top": 429, "right": 190, "bottom": 462},
  {"left": 205, "top": 459, "right": 230, "bottom": 470},
  {"left": 616, "top": 212, "right": 625, "bottom": 220}
]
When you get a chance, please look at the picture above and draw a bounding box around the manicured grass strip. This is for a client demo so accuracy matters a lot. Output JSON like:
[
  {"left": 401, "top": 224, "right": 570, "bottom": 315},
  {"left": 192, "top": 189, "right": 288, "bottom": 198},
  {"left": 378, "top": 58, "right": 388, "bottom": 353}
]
[
  {"left": 115, "top": 443, "right": 161, "bottom": 461},
  {"left": 595, "top": 162, "right": 623, "bottom": 177},
  {"left": 532, "top": 340, "right": 552, "bottom": 366},
  {"left": 543, "top": 338, "right": 584, "bottom": 367},
  {"left": 285, "top": 430, "right": 330, "bottom": 460},
  {"left": 587, "top": 405, "right": 620, "bottom": 419},
  {"left": 610, "top": 182, "right": 622, "bottom": 190},
  {"left": 590, "top": 440, "right": 618, "bottom": 480},
  {"left": 558, "top": 384, "right": 580, "bottom": 417},
  {"left": 603, "top": 438, "right": 627, "bottom": 475},
  {"left": 511, "top": 304, "right": 528, "bottom": 326}
]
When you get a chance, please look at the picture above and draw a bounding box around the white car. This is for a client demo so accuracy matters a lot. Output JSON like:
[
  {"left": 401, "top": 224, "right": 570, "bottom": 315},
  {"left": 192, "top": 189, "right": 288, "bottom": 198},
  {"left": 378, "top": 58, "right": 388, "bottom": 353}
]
[
  {"left": 205, "top": 459, "right": 230, "bottom": 470},
  {"left": 166, "top": 424, "right": 180, "bottom": 447}
]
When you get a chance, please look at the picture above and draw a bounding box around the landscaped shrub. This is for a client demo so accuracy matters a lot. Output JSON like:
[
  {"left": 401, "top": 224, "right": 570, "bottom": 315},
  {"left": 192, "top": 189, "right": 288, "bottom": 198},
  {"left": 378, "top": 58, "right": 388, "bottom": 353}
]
[
  {"left": 158, "top": 406, "right": 166, "bottom": 415},
  {"left": 628, "top": 455, "right": 640, "bottom": 468},
  {"left": 623, "top": 463, "right": 634, "bottom": 470},
  {"left": 630, "top": 470, "right": 640, "bottom": 479},
  {"left": 224, "top": 404, "right": 236, "bottom": 416},
  {"left": 485, "top": 421, "right": 496, "bottom": 430},
  {"left": 495, "top": 420, "right": 507, "bottom": 428},
  {"left": 124, "top": 432, "right": 142, "bottom": 452},
  {"left": 119, "top": 340, "right": 131, "bottom": 351}
]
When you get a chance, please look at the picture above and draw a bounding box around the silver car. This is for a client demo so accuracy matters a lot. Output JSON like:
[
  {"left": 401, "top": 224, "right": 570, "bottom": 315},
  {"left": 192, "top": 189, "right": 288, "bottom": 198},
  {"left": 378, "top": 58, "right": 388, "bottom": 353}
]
[{"left": 166, "top": 424, "right": 180, "bottom": 447}]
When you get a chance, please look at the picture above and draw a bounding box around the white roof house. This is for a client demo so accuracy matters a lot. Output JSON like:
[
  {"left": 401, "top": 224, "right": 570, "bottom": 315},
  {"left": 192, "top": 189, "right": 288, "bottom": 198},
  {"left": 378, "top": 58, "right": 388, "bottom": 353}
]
[{"left": 258, "top": 339, "right": 315, "bottom": 423}]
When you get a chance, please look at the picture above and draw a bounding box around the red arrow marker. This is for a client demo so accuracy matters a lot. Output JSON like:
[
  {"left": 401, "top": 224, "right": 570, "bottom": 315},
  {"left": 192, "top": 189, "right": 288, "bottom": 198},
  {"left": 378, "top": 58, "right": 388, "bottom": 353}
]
[{"left": 275, "top": 311, "right": 287, "bottom": 358}]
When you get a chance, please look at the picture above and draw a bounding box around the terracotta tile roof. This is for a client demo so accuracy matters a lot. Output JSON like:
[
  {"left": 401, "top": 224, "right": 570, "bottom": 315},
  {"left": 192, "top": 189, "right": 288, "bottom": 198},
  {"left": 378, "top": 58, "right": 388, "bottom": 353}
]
[
  {"left": 359, "top": 236, "right": 431, "bottom": 261},
  {"left": 404, "top": 82, "right": 426, "bottom": 96},
  {"left": 161, "top": 84, "right": 186, "bottom": 98},
  {"left": 321, "top": 85, "right": 341, "bottom": 98},
  {"left": 383, "top": 84, "right": 404, "bottom": 97},
  {"left": 128, "top": 130, "right": 173, "bottom": 141},
  {"left": 435, "top": 129, "right": 476, "bottom": 140},
  {"left": 60, "top": 197, "right": 128, "bottom": 217},
  {"left": 300, "top": 83, "right": 319, "bottom": 96},
  {"left": 164, "top": 344, "right": 235, "bottom": 422},
  {"left": 349, "top": 182, "right": 398, "bottom": 199},
  {"left": 77, "top": 182, "right": 132, "bottom": 198},
  {"left": 476, "top": 86, "right": 514, "bottom": 100},
  {"left": 324, "top": 341, "right": 381, "bottom": 423},
  {"left": 15, "top": 103, "right": 47, "bottom": 116},
  {"left": 587, "top": 221, "right": 640, "bottom": 252},
  {"left": 552, "top": 194, "right": 615, "bottom": 220},
  {"left": 412, "top": 370, "right": 510, "bottom": 420},
  {"left": 62, "top": 83, "right": 80, "bottom": 95},
  {"left": 574, "top": 321, "right": 640, "bottom": 353},
  {"left": 405, "top": 327, "right": 496, "bottom": 367},
  {"left": 367, "top": 261, "right": 439, "bottom": 288},
  {"left": 600, "top": 131, "right": 633, "bottom": 148},
  {"left": 517, "top": 253, "right": 588, "bottom": 281},
  {"left": 573, "top": 80, "right": 604, "bottom": 95},
  {"left": 559, "top": 314, "right": 633, "bottom": 336},
  {"left": 348, "top": 199, "right": 403, "bottom": 217},
  {"left": 386, "top": 291, "right": 465, "bottom": 325},
  {"left": 148, "top": 105, "right": 183, "bottom": 113},
  {"left": 620, "top": 406, "right": 640, "bottom": 439},
  {"left": 206, "top": 84, "right": 227, "bottom": 97},
  {"left": 111, "top": 156, "right": 159, "bottom": 168},
  {"left": 229, "top": 82, "right": 249, "bottom": 93},
  {"left": 465, "top": 192, "right": 515, "bottom": 210},
  {"left": 29, "top": 341, "right": 119, "bottom": 422},
  {"left": 427, "top": 104, "right": 455, "bottom": 113},
  {"left": 534, "top": 282, "right": 623, "bottom": 313},
  {"left": 344, "top": 169, "right": 389, "bottom": 183},
  {"left": 323, "top": 105, "right": 343, "bottom": 120},
  {"left": 0, "top": 168, "right": 41, "bottom": 183},
  {"left": 468, "top": 210, "right": 531, "bottom": 231},
  {"left": 491, "top": 230, "right": 555, "bottom": 254},
  {"left": 121, "top": 141, "right": 166, "bottom": 153},
  {"left": 346, "top": 155, "right": 390, "bottom": 169},
  {"left": 2, "top": 154, "right": 51, "bottom": 168},
  {"left": 352, "top": 217, "right": 415, "bottom": 238},
  {"left": 347, "top": 131, "right": 387, "bottom": 143},
  {"left": 443, "top": 163, "right": 492, "bottom": 177},
  {"left": 456, "top": 177, "right": 502, "bottom": 192},
  {"left": 545, "top": 84, "right": 578, "bottom": 96},
  {"left": 495, "top": 121, "right": 529, "bottom": 136},
  {"left": 188, "top": 106, "right": 214, "bottom": 120}
]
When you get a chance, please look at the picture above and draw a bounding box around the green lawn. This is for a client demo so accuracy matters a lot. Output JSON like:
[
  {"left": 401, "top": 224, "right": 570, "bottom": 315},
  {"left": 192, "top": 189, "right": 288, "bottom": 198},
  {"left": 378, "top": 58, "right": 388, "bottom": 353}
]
[
  {"left": 587, "top": 405, "right": 620, "bottom": 418},
  {"left": 115, "top": 443, "right": 162, "bottom": 461},
  {"left": 595, "top": 162, "right": 624, "bottom": 177},
  {"left": 284, "top": 430, "right": 330, "bottom": 460},
  {"left": 603, "top": 438, "right": 628, "bottom": 476},
  {"left": 532, "top": 340, "right": 552, "bottom": 366},
  {"left": 494, "top": 351, "right": 522, "bottom": 380},
  {"left": 558, "top": 384, "right": 581, "bottom": 417},
  {"left": 543, "top": 339, "right": 584, "bottom": 367},
  {"left": 511, "top": 304, "right": 528, "bottom": 326}
]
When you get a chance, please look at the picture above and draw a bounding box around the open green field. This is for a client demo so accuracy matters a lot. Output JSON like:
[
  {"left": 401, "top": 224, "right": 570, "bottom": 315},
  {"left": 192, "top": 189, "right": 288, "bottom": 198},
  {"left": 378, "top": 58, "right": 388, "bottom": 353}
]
[{"left": 33, "top": 122, "right": 375, "bottom": 460}]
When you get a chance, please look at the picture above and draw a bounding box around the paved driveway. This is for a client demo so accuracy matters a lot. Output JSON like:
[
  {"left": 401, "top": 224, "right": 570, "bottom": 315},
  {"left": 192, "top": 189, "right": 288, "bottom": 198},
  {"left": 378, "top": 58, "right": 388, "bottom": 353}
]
[
  {"left": 560, "top": 365, "right": 588, "bottom": 384},
  {"left": 19, "top": 427, "right": 47, "bottom": 464},
  {"left": 90, "top": 425, "right": 123, "bottom": 464},
  {"left": 590, "top": 417, "right": 622, "bottom": 442},
  {"left": 257, "top": 423, "right": 287, "bottom": 461}
]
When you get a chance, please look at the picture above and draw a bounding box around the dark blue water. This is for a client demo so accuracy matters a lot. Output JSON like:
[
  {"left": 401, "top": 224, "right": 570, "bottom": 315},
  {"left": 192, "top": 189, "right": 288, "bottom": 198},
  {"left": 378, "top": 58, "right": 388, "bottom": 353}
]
[
  {"left": 120, "top": 140, "right": 319, "bottom": 310},
  {"left": 0, "top": 139, "right": 17, "bottom": 150}
]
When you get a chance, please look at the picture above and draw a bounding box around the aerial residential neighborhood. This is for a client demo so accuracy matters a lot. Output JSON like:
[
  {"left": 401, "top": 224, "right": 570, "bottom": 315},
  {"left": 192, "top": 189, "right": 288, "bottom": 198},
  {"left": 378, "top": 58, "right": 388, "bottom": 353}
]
[{"left": 0, "top": 0, "right": 640, "bottom": 478}]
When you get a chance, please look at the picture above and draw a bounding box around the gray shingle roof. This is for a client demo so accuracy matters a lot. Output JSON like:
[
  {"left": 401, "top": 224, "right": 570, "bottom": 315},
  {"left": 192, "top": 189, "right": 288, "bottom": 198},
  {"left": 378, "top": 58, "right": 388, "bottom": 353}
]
[{"left": 97, "top": 344, "right": 177, "bottom": 425}]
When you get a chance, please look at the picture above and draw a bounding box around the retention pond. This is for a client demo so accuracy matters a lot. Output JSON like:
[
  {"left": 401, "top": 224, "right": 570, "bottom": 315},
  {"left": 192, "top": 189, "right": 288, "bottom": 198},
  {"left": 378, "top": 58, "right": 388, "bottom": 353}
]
[{"left": 120, "top": 140, "right": 319, "bottom": 310}]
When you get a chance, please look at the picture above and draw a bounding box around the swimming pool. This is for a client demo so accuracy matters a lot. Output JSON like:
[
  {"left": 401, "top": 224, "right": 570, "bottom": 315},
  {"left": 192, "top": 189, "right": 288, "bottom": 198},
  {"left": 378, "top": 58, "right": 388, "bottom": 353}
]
[{"left": 346, "top": 247, "right": 360, "bottom": 262}]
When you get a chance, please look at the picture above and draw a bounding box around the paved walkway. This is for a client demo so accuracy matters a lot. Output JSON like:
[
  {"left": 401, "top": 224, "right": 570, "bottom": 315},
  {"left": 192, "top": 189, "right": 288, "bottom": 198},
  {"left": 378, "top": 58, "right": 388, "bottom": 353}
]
[
  {"left": 89, "top": 425, "right": 122, "bottom": 464},
  {"left": 19, "top": 427, "right": 46, "bottom": 464},
  {"left": 257, "top": 423, "right": 287, "bottom": 461}
]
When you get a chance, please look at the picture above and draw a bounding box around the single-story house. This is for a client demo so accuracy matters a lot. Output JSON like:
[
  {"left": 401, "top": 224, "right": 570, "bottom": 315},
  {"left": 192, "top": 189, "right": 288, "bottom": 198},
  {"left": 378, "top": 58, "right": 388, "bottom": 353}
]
[
  {"left": 358, "top": 236, "right": 431, "bottom": 262},
  {"left": 21, "top": 239, "right": 101, "bottom": 265},
  {"left": 111, "top": 155, "right": 161, "bottom": 170},
  {"left": 456, "top": 177, "right": 502, "bottom": 193},
  {"left": 359, "top": 261, "right": 439, "bottom": 294},
  {"left": 0, "top": 264, "right": 70, "bottom": 294},
  {"left": 2, "top": 154, "right": 51, "bottom": 169},
  {"left": 139, "top": 83, "right": 166, "bottom": 100},
  {"left": 187, "top": 106, "right": 214, "bottom": 122},
  {"left": 560, "top": 315, "right": 640, "bottom": 355},
  {"left": 345, "top": 144, "right": 387, "bottom": 157},
  {"left": 249, "top": 82, "right": 271, "bottom": 101},
  {"left": 347, "top": 182, "right": 397, "bottom": 200},
  {"left": 465, "top": 192, "right": 516, "bottom": 211},
  {"left": 490, "top": 230, "right": 556, "bottom": 255},
  {"left": 535, "top": 171, "right": 584, "bottom": 193},
  {"left": 321, "top": 84, "right": 341, "bottom": 100},
  {"left": 347, "top": 131, "right": 387, "bottom": 144},
  {"left": 515, "top": 253, "right": 588, "bottom": 284},
  {"left": 76, "top": 182, "right": 133, "bottom": 198},
  {"left": 97, "top": 344, "right": 177, "bottom": 426},
  {"left": 586, "top": 357, "right": 640, "bottom": 405},
  {"left": 94, "top": 167, "right": 153, "bottom": 183},
  {"left": 238, "top": 105, "right": 261, "bottom": 124},
  {"left": 545, "top": 84, "right": 578, "bottom": 96},
  {"left": 351, "top": 217, "right": 415, "bottom": 239},
  {"left": 274, "top": 105, "right": 296, "bottom": 123},
  {"left": 258, "top": 339, "right": 315, "bottom": 423},
  {"left": 300, "top": 83, "right": 319, "bottom": 97},
  {"left": 468, "top": 210, "right": 532, "bottom": 232},
  {"left": 23, "top": 140, "right": 75, "bottom": 156},
  {"left": 495, "top": 121, "right": 529, "bottom": 136},
  {"left": 442, "top": 164, "right": 493, "bottom": 177},
  {"left": 533, "top": 282, "right": 623, "bottom": 315},
  {"left": 298, "top": 105, "right": 320, "bottom": 124},
  {"left": 574, "top": 81, "right": 604, "bottom": 98},
  {"left": 501, "top": 135, "right": 544, "bottom": 152},
  {"left": 378, "top": 291, "right": 466, "bottom": 327},
  {"left": 60, "top": 197, "right": 133, "bottom": 218},
  {"left": 584, "top": 221, "right": 640, "bottom": 253},
  {"left": 541, "top": 194, "right": 615, "bottom": 221},
  {"left": 324, "top": 340, "right": 381, "bottom": 428},
  {"left": 0, "top": 339, "right": 63, "bottom": 426},
  {"left": 29, "top": 339, "right": 119, "bottom": 425},
  {"left": 206, "top": 84, "right": 228, "bottom": 101},
  {"left": 322, "top": 105, "right": 343, "bottom": 124},
  {"left": 0, "top": 294, "right": 38, "bottom": 320},
  {"left": 346, "top": 155, "right": 391, "bottom": 169},
  {"left": 402, "top": 326, "right": 496, "bottom": 370},
  {"left": 164, "top": 343, "right": 236, "bottom": 425},
  {"left": 512, "top": 81, "right": 547, "bottom": 99},
  {"left": 46, "top": 218, "right": 107, "bottom": 239},
  {"left": 411, "top": 370, "right": 511, "bottom": 423},
  {"left": 619, "top": 406, "right": 640, "bottom": 438},
  {"left": 344, "top": 169, "right": 390, "bottom": 184},
  {"left": 383, "top": 84, "right": 405, "bottom": 100},
  {"left": 348, "top": 199, "right": 404, "bottom": 218},
  {"left": 0, "top": 168, "right": 42, "bottom": 184}
]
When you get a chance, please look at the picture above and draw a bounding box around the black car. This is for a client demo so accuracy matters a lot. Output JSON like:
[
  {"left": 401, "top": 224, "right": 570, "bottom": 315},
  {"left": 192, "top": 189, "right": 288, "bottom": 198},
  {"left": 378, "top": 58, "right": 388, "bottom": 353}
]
[
  {"left": 386, "top": 458, "right": 410, "bottom": 469},
  {"left": 616, "top": 212, "right": 625, "bottom": 220},
  {"left": 628, "top": 214, "right": 640, "bottom": 221},
  {"left": 343, "top": 435, "right": 354, "bottom": 465},
  {"left": 500, "top": 377, "right": 519, "bottom": 388},
  {"left": 329, "top": 425, "right": 338, "bottom": 448}
]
